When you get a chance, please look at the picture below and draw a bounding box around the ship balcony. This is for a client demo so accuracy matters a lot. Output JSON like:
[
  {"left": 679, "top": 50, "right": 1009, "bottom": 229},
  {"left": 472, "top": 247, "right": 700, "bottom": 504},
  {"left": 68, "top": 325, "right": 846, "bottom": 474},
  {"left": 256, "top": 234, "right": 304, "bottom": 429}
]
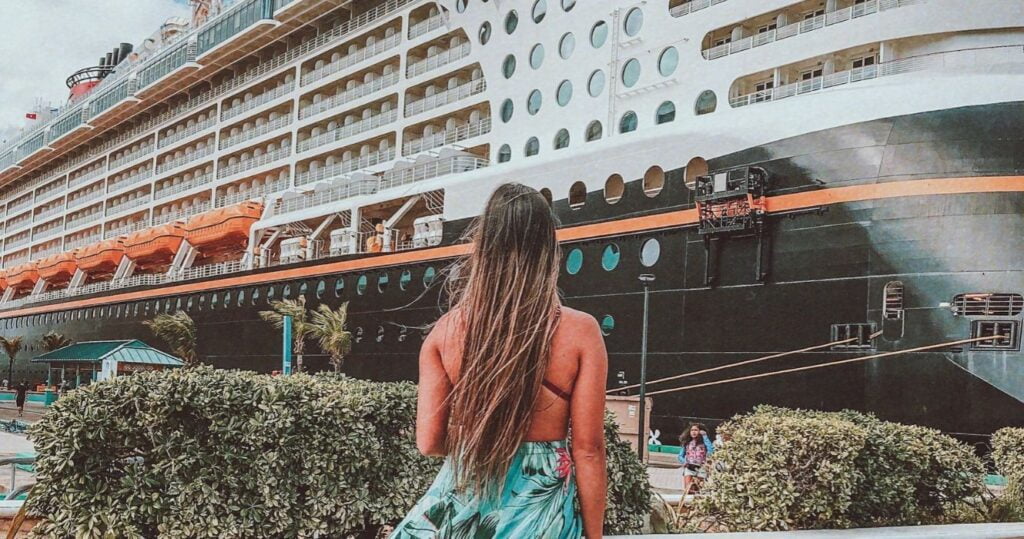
[
  {"left": 64, "top": 230, "right": 102, "bottom": 251},
  {"left": 273, "top": 177, "right": 380, "bottom": 216},
  {"left": 297, "top": 109, "right": 396, "bottom": 154},
  {"left": 221, "top": 79, "right": 296, "bottom": 122},
  {"left": 5, "top": 234, "right": 30, "bottom": 251},
  {"left": 107, "top": 141, "right": 155, "bottom": 172},
  {"left": 216, "top": 177, "right": 289, "bottom": 208},
  {"left": 217, "top": 141, "right": 292, "bottom": 180},
  {"left": 149, "top": 89, "right": 220, "bottom": 135},
  {"left": 34, "top": 202, "right": 66, "bottom": 223},
  {"left": 301, "top": 33, "right": 402, "bottom": 87},
  {"left": 295, "top": 146, "right": 395, "bottom": 187},
  {"left": 104, "top": 215, "right": 151, "bottom": 239},
  {"left": 158, "top": 113, "right": 217, "bottom": 149},
  {"left": 66, "top": 186, "right": 107, "bottom": 211},
  {"left": 403, "top": 116, "right": 492, "bottom": 156},
  {"left": 31, "top": 218, "right": 63, "bottom": 242},
  {"left": 154, "top": 171, "right": 215, "bottom": 201},
  {"left": 64, "top": 205, "right": 104, "bottom": 231},
  {"left": 68, "top": 162, "right": 107, "bottom": 189},
  {"left": 2, "top": 252, "right": 30, "bottom": 268},
  {"left": 209, "top": 45, "right": 299, "bottom": 102},
  {"left": 670, "top": 0, "right": 729, "bottom": 17},
  {"left": 106, "top": 165, "right": 154, "bottom": 195},
  {"left": 4, "top": 213, "right": 32, "bottom": 235},
  {"left": 105, "top": 189, "right": 152, "bottom": 218},
  {"left": 409, "top": 12, "right": 447, "bottom": 40},
  {"left": 405, "top": 78, "right": 486, "bottom": 118},
  {"left": 299, "top": 71, "right": 400, "bottom": 121},
  {"left": 406, "top": 42, "right": 471, "bottom": 79},
  {"left": 33, "top": 178, "right": 68, "bottom": 206},
  {"left": 155, "top": 142, "right": 215, "bottom": 175},
  {"left": 6, "top": 196, "right": 32, "bottom": 215},
  {"left": 380, "top": 154, "right": 488, "bottom": 192},
  {"left": 30, "top": 244, "right": 63, "bottom": 260},
  {"left": 153, "top": 198, "right": 212, "bottom": 226},
  {"left": 219, "top": 114, "right": 294, "bottom": 151}
]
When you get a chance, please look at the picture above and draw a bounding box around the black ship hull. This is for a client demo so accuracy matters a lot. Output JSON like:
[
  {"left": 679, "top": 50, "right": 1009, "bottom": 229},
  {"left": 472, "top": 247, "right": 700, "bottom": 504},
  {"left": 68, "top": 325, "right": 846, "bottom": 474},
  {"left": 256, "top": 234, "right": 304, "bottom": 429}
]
[{"left": 5, "top": 101, "right": 1024, "bottom": 444}]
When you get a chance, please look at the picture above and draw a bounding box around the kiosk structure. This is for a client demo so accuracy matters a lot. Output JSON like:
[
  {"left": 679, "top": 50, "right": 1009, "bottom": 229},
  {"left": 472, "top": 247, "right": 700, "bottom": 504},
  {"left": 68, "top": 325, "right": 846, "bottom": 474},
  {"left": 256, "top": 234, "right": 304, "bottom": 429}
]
[{"left": 32, "top": 340, "right": 184, "bottom": 387}]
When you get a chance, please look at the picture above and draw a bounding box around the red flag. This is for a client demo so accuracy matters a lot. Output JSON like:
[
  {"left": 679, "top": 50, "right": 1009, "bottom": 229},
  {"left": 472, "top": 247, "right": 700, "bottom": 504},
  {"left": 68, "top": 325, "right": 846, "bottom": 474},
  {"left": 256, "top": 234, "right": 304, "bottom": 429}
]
[{"left": 25, "top": 113, "right": 37, "bottom": 120}]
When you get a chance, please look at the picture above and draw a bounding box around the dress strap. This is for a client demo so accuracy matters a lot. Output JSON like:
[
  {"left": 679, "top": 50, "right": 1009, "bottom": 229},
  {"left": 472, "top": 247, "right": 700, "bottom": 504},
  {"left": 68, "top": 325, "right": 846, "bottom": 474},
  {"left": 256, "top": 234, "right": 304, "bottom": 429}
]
[{"left": 542, "top": 379, "right": 572, "bottom": 401}]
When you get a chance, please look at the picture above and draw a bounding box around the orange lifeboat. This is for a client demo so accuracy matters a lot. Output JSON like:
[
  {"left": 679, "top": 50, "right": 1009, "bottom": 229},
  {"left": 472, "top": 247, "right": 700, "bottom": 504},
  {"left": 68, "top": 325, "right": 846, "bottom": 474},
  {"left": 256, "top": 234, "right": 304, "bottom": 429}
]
[
  {"left": 75, "top": 238, "right": 126, "bottom": 274},
  {"left": 0, "top": 270, "right": 7, "bottom": 292},
  {"left": 184, "top": 202, "right": 263, "bottom": 252},
  {"left": 5, "top": 262, "right": 40, "bottom": 290},
  {"left": 37, "top": 252, "right": 79, "bottom": 284},
  {"left": 123, "top": 223, "right": 186, "bottom": 267}
]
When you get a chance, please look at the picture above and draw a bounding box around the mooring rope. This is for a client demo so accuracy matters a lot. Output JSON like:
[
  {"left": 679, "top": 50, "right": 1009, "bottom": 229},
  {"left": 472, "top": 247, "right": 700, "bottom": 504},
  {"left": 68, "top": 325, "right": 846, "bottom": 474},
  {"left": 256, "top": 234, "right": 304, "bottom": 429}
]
[{"left": 608, "top": 331, "right": 883, "bottom": 394}]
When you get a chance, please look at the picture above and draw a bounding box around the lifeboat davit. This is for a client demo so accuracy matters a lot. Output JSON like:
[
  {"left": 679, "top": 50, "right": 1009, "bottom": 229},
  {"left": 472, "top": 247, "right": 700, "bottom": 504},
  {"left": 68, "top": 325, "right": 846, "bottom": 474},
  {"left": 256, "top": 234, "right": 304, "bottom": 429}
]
[
  {"left": 123, "top": 223, "right": 186, "bottom": 267},
  {"left": 184, "top": 202, "right": 263, "bottom": 252},
  {"left": 6, "top": 262, "right": 40, "bottom": 290},
  {"left": 75, "top": 238, "right": 126, "bottom": 274},
  {"left": 37, "top": 252, "right": 79, "bottom": 284}
]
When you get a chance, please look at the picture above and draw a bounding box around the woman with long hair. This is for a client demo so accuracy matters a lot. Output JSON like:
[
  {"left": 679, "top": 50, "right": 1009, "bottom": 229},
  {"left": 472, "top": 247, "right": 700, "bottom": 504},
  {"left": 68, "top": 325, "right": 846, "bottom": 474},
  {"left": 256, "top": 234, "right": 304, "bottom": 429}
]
[{"left": 391, "top": 183, "right": 608, "bottom": 538}]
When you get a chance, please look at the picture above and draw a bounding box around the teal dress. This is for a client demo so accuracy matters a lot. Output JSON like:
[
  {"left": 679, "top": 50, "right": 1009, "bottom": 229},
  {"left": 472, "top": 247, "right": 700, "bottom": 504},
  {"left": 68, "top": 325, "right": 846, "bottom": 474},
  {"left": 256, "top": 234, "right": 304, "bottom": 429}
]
[{"left": 390, "top": 440, "right": 582, "bottom": 538}]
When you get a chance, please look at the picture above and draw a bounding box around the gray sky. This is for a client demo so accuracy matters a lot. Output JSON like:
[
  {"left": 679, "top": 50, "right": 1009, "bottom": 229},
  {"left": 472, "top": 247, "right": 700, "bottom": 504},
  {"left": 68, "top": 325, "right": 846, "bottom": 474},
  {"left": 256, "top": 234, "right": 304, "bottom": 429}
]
[{"left": 0, "top": 0, "right": 190, "bottom": 145}]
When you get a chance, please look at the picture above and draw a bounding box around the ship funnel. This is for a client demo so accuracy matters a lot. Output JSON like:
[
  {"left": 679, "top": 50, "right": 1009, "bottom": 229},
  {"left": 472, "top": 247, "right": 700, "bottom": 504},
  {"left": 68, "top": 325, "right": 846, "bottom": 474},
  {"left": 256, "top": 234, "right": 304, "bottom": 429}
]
[
  {"left": 118, "top": 43, "right": 133, "bottom": 64},
  {"left": 99, "top": 56, "right": 107, "bottom": 67},
  {"left": 105, "top": 51, "right": 113, "bottom": 66}
]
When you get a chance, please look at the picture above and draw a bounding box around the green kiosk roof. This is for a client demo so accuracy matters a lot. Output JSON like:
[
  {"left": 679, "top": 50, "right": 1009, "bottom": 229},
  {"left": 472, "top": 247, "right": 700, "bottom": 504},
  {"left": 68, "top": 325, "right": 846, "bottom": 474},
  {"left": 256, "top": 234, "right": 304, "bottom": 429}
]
[{"left": 32, "top": 340, "right": 184, "bottom": 367}]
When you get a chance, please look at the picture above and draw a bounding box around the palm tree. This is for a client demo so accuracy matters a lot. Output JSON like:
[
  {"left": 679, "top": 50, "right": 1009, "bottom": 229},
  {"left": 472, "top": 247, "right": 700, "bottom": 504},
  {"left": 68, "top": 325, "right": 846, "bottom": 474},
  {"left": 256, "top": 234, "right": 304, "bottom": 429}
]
[
  {"left": 309, "top": 302, "right": 353, "bottom": 372},
  {"left": 39, "top": 332, "right": 72, "bottom": 353},
  {"left": 260, "top": 296, "right": 312, "bottom": 372},
  {"left": 144, "top": 312, "right": 199, "bottom": 366},
  {"left": 0, "top": 337, "right": 23, "bottom": 387}
]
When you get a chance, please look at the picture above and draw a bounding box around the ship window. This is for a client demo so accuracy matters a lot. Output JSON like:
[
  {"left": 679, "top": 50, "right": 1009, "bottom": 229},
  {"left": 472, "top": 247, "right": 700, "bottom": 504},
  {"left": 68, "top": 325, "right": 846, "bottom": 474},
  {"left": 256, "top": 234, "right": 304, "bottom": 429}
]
[
  {"left": 656, "top": 101, "right": 676, "bottom": 124},
  {"left": 585, "top": 120, "right": 603, "bottom": 142},
  {"left": 237, "top": 289, "right": 246, "bottom": 306},
  {"left": 659, "top": 47, "right": 679, "bottom": 76},
  {"left": 530, "top": 43, "right": 545, "bottom": 69},
  {"left": 590, "top": 21, "right": 608, "bottom": 48},
  {"left": 498, "top": 144, "right": 512, "bottom": 163},
  {"left": 883, "top": 281, "right": 904, "bottom": 320},
  {"left": 562, "top": 0, "right": 575, "bottom": 12},
  {"left": 644, "top": 166, "right": 665, "bottom": 197},
  {"left": 187, "top": 297, "right": 194, "bottom": 311},
  {"left": 951, "top": 293, "right": 1023, "bottom": 316},
  {"left": 316, "top": 280, "right": 326, "bottom": 298},
  {"left": 504, "top": 10, "right": 519, "bottom": 34},
  {"left": 400, "top": 270, "right": 412, "bottom": 290},
  {"left": 500, "top": 99, "right": 514, "bottom": 123},
  {"left": 198, "top": 295, "right": 206, "bottom": 310},
  {"left": 223, "top": 291, "right": 232, "bottom": 307},
  {"left": 640, "top": 238, "right": 661, "bottom": 267},
  {"left": 600, "top": 314, "right": 615, "bottom": 336},
  {"left": 569, "top": 181, "right": 587, "bottom": 209},
  {"left": 556, "top": 80, "right": 573, "bottom": 106},
  {"left": 831, "top": 323, "right": 875, "bottom": 350},
  {"left": 624, "top": 8, "right": 643, "bottom": 37},
  {"left": 378, "top": 272, "right": 389, "bottom": 293},
  {"left": 252, "top": 288, "right": 261, "bottom": 305},
  {"left": 456, "top": 0, "right": 468, "bottom": 13},
  {"left": 619, "top": 111, "right": 638, "bottom": 133},
  {"left": 695, "top": 90, "right": 717, "bottom": 115},
  {"left": 601, "top": 244, "right": 621, "bottom": 271},
  {"left": 554, "top": 129, "right": 570, "bottom": 150},
  {"left": 334, "top": 277, "right": 345, "bottom": 297},
  {"left": 176, "top": 298, "right": 183, "bottom": 311},
  {"left": 283, "top": 284, "right": 293, "bottom": 299},
  {"left": 502, "top": 55, "right": 516, "bottom": 79},
  {"left": 604, "top": 174, "right": 625, "bottom": 204},
  {"left": 479, "top": 22, "right": 491, "bottom": 45},
  {"left": 525, "top": 137, "right": 540, "bottom": 157},
  {"left": 423, "top": 266, "right": 437, "bottom": 287},
  {"left": 266, "top": 286, "right": 276, "bottom": 303},
  {"left": 621, "top": 58, "right": 641, "bottom": 87},
  {"left": 972, "top": 321, "right": 1019, "bottom": 350},
  {"left": 357, "top": 275, "right": 368, "bottom": 295},
  {"left": 566, "top": 248, "right": 583, "bottom": 275},
  {"left": 299, "top": 282, "right": 308, "bottom": 297},
  {"left": 588, "top": 70, "right": 605, "bottom": 97},
  {"left": 527, "top": 90, "right": 542, "bottom": 115},
  {"left": 532, "top": 0, "right": 547, "bottom": 23},
  {"left": 685, "top": 156, "right": 708, "bottom": 189},
  {"left": 208, "top": 293, "right": 218, "bottom": 309},
  {"left": 559, "top": 33, "right": 575, "bottom": 59}
]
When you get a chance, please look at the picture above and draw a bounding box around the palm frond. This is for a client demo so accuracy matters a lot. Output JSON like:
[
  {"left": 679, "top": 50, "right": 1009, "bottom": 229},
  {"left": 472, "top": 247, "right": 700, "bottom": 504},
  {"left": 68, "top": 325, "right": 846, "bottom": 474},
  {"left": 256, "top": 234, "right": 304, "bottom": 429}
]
[
  {"left": 0, "top": 337, "right": 23, "bottom": 360},
  {"left": 40, "top": 332, "right": 73, "bottom": 353},
  {"left": 144, "top": 312, "right": 199, "bottom": 365},
  {"left": 309, "top": 302, "right": 353, "bottom": 371}
]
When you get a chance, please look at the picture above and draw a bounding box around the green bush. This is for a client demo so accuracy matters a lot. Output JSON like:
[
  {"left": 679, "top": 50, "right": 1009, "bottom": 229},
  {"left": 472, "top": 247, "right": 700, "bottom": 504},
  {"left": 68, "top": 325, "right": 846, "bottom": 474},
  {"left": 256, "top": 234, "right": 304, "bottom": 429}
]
[
  {"left": 28, "top": 367, "right": 650, "bottom": 537},
  {"left": 993, "top": 427, "right": 1024, "bottom": 515},
  {"left": 602, "top": 412, "right": 653, "bottom": 534},
  {"left": 699, "top": 406, "right": 986, "bottom": 531}
]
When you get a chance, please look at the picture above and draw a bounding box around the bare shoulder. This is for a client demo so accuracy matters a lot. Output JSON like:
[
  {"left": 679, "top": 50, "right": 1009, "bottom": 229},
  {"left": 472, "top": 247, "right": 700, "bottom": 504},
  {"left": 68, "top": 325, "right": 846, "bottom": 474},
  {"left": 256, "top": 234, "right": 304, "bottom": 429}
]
[
  {"left": 558, "top": 306, "right": 601, "bottom": 338},
  {"left": 424, "top": 310, "right": 461, "bottom": 348}
]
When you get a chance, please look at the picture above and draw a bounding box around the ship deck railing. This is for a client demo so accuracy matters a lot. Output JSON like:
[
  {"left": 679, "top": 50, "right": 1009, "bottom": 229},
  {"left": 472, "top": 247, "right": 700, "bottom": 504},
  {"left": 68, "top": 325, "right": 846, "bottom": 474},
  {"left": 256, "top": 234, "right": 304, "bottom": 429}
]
[
  {"left": 104, "top": 219, "right": 151, "bottom": 240},
  {"left": 408, "top": 13, "right": 447, "bottom": 40},
  {"left": 297, "top": 110, "right": 397, "bottom": 153},
  {"left": 107, "top": 167, "right": 154, "bottom": 195},
  {"left": 670, "top": 0, "right": 729, "bottom": 18},
  {"left": 217, "top": 145, "right": 292, "bottom": 179},
  {"left": 31, "top": 221, "right": 63, "bottom": 242},
  {"left": 406, "top": 43, "right": 471, "bottom": 79},
  {"left": 158, "top": 116, "right": 218, "bottom": 149},
  {"left": 221, "top": 81, "right": 296, "bottom": 122},
  {"left": 67, "top": 166, "right": 107, "bottom": 190},
  {"left": 64, "top": 210, "right": 104, "bottom": 232},
  {"left": 107, "top": 143, "right": 155, "bottom": 172},
  {"left": 380, "top": 155, "right": 488, "bottom": 191},
  {"left": 105, "top": 194, "right": 153, "bottom": 218},
  {"left": 298, "top": 72, "right": 401, "bottom": 120},
  {"left": 67, "top": 189, "right": 107, "bottom": 212},
  {"left": 216, "top": 179, "right": 289, "bottom": 208},
  {"left": 154, "top": 173, "right": 215, "bottom": 201},
  {"left": 64, "top": 233, "right": 102, "bottom": 251},
  {"left": 156, "top": 145, "right": 215, "bottom": 175},
  {"left": 402, "top": 117, "right": 491, "bottom": 156},
  {"left": 34, "top": 204, "right": 65, "bottom": 223},
  {"left": 295, "top": 147, "right": 395, "bottom": 187},
  {"left": 404, "top": 78, "right": 486, "bottom": 117},
  {"left": 273, "top": 178, "right": 380, "bottom": 216},
  {"left": 153, "top": 200, "right": 212, "bottom": 226},
  {"left": 220, "top": 116, "right": 294, "bottom": 151},
  {"left": 301, "top": 34, "right": 403, "bottom": 87}
]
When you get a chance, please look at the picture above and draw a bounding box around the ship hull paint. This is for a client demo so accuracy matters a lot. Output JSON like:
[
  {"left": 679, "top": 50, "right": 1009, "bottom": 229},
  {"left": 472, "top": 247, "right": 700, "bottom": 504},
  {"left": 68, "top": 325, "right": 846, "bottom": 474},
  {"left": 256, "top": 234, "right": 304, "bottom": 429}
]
[{"left": 5, "top": 102, "right": 1024, "bottom": 443}]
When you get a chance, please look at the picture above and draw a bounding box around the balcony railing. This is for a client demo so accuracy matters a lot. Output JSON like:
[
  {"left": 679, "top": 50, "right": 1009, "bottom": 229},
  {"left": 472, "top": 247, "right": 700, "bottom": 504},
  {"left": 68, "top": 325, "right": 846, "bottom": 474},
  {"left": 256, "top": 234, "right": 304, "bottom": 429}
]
[
  {"left": 380, "top": 155, "right": 488, "bottom": 191},
  {"left": 67, "top": 165, "right": 106, "bottom": 189},
  {"left": 65, "top": 209, "right": 104, "bottom": 231},
  {"left": 217, "top": 145, "right": 292, "bottom": 179},
  {"left": 34, "top": 204, "right": 65, "bottom": 223},
  {"left": 403, "top": 117, "right": 492, "bottom": 156},
  {"left": 32, "top": 221, "right": 64, "bottom": 241},
  {"left": 295, "top": 147, "right": 395, "bottom": 186},
  {"left": 178, "top": 260, "right": 246, "bottom": 280},
  {"left": 221, "top": 81, "right": 296, "bottom": 121},
  {"left": 106, "top": 194, "right": 152, "bottom": 217},
  {"left": 67, "top": 189, "right": 106, "bottom": 211},
  {"left": 107, "top": 167, "right": 154, "bottom": 194},
  {"left": 6, "top": 197, "right": 33, "bottom": 215},
  {"left": 302, "top": 33, "right": 402, "bottom": 86},
  {"left": 156, "top": 144, "right": 215, "bottom": 174},
  {"left": 297, "top": 109, "right": 397, "bottom": 153},
  {"left": 34, "top": 179, "right": 67, "bottom": 203},
  {"left": 299, "top": 72, "right": 400, "bottom": 120},
  {"left": 104, "top": 218, "right": 151, "bottom": 239},
  {"left": 5, "top": 235, "right": 30, "bottom": 250},
  {"left": 409, "top": 14, "right": 446, "bottom": 39},
  {"left": 154, "top": 173, "right": 215, "bottom": 201},
  {"left": 216, "top": 179, "right": 289, "bottom": 207},
  {"left": 405, "top": 78, "right": 486, "bottom": 117},
  {"left": 406, "top": 43, "right": 471, "bottom": 78},
  {"left": 220, "top": 115, "right": 293, "bottom": 150},
  {"left": 153, "top": 200, "right": 212, "bottom": 225},
  {"left": 65, "top": 233, "right": 102, "bottom": 250},
  {"left": 158, "top": 115, "right": 217, "bottom": 149},
  {"left": 31, "top": 244, "right": 63, "bottom": 259},
  {"left": 107, "top": 143, "right": 155, "bottom": 171},
  {"left": 670, "top": 0, "right": 728, "bottom": 17},
  {"left": 274, "top": 178, "right": 380, "bottom": 216}
]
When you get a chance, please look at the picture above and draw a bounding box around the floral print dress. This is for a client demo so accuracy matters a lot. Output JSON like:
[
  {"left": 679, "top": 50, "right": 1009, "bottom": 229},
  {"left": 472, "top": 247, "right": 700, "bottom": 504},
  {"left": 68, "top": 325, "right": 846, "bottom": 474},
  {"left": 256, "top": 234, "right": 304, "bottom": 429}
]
[{"left": 390, "top": 441, "right": 582, "bottom": 538}]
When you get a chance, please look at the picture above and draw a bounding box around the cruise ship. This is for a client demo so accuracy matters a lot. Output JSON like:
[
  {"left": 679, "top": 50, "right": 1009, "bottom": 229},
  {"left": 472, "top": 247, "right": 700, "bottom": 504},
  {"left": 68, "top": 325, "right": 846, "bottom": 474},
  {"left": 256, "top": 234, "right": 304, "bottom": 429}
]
[{"left": 0, "top": 0, "right": 1022, "bottom": 443}]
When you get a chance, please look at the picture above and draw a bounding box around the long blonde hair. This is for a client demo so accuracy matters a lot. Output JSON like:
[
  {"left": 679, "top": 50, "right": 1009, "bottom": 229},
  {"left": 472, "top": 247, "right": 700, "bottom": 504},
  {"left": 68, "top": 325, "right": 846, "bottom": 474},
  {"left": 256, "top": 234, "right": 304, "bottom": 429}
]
[{"left": 444, "top": 183, "right": 562, "bottom": 493}]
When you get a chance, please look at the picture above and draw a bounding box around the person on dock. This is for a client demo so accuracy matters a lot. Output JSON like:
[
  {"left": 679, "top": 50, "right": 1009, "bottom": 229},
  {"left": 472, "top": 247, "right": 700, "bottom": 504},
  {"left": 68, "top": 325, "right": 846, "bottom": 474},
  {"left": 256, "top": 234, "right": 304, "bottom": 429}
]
[
  {"left": 391, "top": 183, "right": 609, "bottom": 539},
  {"left": 15, "top": 382, "right": 28, "bottom": 417},
  {"left": 679, "top": 423, "right": 715, "bottom": 495}
]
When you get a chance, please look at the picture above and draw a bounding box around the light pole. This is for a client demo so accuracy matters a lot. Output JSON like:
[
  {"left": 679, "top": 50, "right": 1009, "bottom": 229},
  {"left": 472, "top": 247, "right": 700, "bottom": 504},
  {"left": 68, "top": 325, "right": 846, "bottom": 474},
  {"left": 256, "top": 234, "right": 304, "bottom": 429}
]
[{"left": 637, "top": 274, "right": 655, "bottom": 461}]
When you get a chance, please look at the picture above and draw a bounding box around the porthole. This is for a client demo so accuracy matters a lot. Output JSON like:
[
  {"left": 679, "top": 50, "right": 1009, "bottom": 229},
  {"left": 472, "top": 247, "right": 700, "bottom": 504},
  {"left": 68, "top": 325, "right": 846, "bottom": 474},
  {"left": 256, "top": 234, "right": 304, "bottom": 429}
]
[
  {"left": 562, "top": 0, "right": 575, "bottom": 11},
  {"left": 498, "top": 144, "right": 512, "bottom": 163},
  {"left": 198, "top": 295, "right": 206, "bottom": 310},
  {"left": 479, "top": 22, "right": 491, "bottom": 45},
  {"left": 553, "top": 128, "right": 570, "bottom": 150},
  {"left": 531, "top": 0, "right": 547, "bottom": 23},
  {"left": 400, "top": 270, "right": 412, "bottom": 290},
  {"left": 558, "top": 32, "right": 575, "bottom": 59},
  {"left": 590, "top": 21, "right": 608, "bottom": 48},
  {"left": 501, "top": 55, "right": 516, "bottom": 79},
  {"left": 525, "top": 136, "right": 540, "bottom": 157},
  {"left": 621, "top": 58, "right": 641, "bottom": 87},
  {"left": 252, "top": 288, "right": 261, "bottom": 305},
  {"left": 334, "top": 277, "right": 345, "bottom": 297},
  {"left": 695, "top": 90, "right": 717, "bottom": 115},
  {"left": 237, "top": 289, "right": 246, "bottom": 306},
  {"left": 283, "top": 284, "right": 293, "bottom": 299},
  {"left": 600, "top": 314, "right": 615, "bottom": 336},
  {"left": 619, "top": 111, "right": 638, "bottom": 133},
  {"left": 500, "top": 99, "right": 514, "bottom": 122},
  {"left": 223, "top": 291, "right": 232, "bottom": 308},
  {"left": 529, "top": 43, "right": 545, "bottom": 69},
  {"left": 423, "top": 266, "right": 437, "bottom": 287},
  {"left": 176, "top": 298, "right": 183, "bottom": 311},
  {"left": 357, "top": 275, "right": 368, "bottom": 295},
  {"left": 659, "top": 47, "right": 679, "bottom": 77},
  {"left": 566, "top": 248, "right": 584, "bottom": 275},
  {"left": 569, "top": 181, "right": 587, "bottom": 209},
  {"left": 585, "top": 120, "right": 603, "bottom": 142},
  {"left": 685, "top": 156, "right": 709, "bottom": 189},
  {"left": 601, "top": 244, "right": 621, "bottom": 271},
  {"left": 504, "top": 10, "right": 519, "bottom": 34},
  {"left": 266, "top": 286, "right": 276, "bottom": 303},
  {"left": 187, "top": 297, "right": 194, "bottom": 311},
  {"left": 624, "top": 8, "right": 643, "bottom": 37},
  {"left": 655, "top": 101, "right": 676, "bottom": 124},
  {"left": 604, "top": 174, "right": 624, "bottom": 203},
  {"left": 527, "top": 90, "right": 542, "bottom": 115},
  {"left": 378, "top": 273, "right": 389, "bottom": 293},
  {"left": 588, "top": 70, "right": 605, "bottom": 97},
  {"left": 640, "top": 238, "right": 661, "bottom": 267},
  {"left": 456, "top": 0, "right": 468, "bottom": 13},
  {"left": 210, "top": 293, "right": 219, "bottom": 309},
  {"left": 556, "top": 80, "right": 573, "bottom": 106},
  {"left": 316, "top": 279, "right": 326, "bottom": 298},
  {"left": 644, "top": 166, "right": 665, "bottom": 197}
]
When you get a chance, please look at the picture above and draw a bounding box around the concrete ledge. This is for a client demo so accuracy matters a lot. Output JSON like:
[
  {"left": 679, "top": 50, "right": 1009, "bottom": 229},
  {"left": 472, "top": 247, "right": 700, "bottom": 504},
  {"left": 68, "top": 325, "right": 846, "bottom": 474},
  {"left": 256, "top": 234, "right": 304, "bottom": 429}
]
[{"left": 612, "top": 522, "right": 1024, "bottom": 538}]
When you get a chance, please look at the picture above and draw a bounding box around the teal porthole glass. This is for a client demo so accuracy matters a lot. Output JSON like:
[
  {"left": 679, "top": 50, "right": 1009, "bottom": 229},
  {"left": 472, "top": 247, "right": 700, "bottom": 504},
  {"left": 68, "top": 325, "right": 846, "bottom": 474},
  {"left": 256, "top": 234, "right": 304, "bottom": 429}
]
[
  {"left": 334, "top": 277, "right": 345, "bottom": 297},
  {"left": 566, "top": 248, "right": 583, "bottom": 275},
  {"left": 423, "top": 266, "right": 437, "bottom": 287},
  {"left": 400, "top": 270, "right": 412, "bottom": 290},
  {"left": 378, "top": 272, "right": 389, "bottom": 293},
  {"left": 601, "top": 244, "right": 620, "bottom": 271},
  {"left": 357, "top": 275, "right": 368, "bottom": 295},
  {"left": 600, "top": 314, "right": 615, "bottom": 335}
]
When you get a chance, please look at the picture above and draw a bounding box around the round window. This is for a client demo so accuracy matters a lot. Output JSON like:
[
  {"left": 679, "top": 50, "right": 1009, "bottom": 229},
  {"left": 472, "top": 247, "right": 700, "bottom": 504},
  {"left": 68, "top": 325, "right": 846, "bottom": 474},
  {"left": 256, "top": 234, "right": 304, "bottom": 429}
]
[
  {"left": 553, "top": 128, "right": 570, "bottom": 149},
  {"left": 659, "top": 47, "right": 679, "bottom": 77},
  {"left": 299, "top": 282, "right": 308, "bottom": 297},
  {"left": 222, "top": 291, "right": 231, "bottom": 307},
  {"left": 378, "top": 273, "right": 389, "bottom": 293},
  {"left": 559, "top": 32, "right": 575, "bottom": 59},
  {"left": 527, "top": 90, "right": 542, "bottom": 115},
  {"left": 504, "top": 10, "right": 519, "bottom": 34},
  {"left": 266, "top": 286, "right": 276, "bottom": 302},
  {"left": 525, "top": 137, "right": 540, "bottom": 156},
  {"left": 588, "top": 70, "right": 605, "bottom": 97},
  {"left": 210, "top": 293, "right": 219, "bottom": 308},
  {"left": 656, "top": 101, "right": 676, "bottom": 124},
  {"left": 566, "top": 248, "right": 583, "bottom": 275},
  {"left": 237, "top": 289, "right": 246, "bottom": 306},
  {"left": 334, "top": 277, "right": 345, "bottom": 297},
  {"left": 357, "top": 275, "right": 368, "bottom": 295},
  {"left": 502, "top": 54, "right": 516, "bottom": 79},
  {"left": 621, "top": 58, "right": 641, "bottom": 87},
  {"left": 423, "top": 266, "right": 437, "bottom": 287},
  {"left": 479, "top": 22, "right": 492, "bottom": 45},
  {"left": 590, "top": 21, "right": 608, "bottom": 48},
  {"left": 585, "top": 120, "right": 603, "bottom": 142},
  {"left": 316, "top": 279, "right": 326, "bottom": 298},
  {"left": 624, "top": 8, "right": 643, "bottom": 37},
  {"left": 498, "top": 144, "right": 512, "bottom": 162},
  {"left": 529, "top": 43, "right": 545, "bottom": 69},
  {"left": 456, "top": 0, "right": 468, "bottom": 13},
  {"left": 556, "top": 80, "right": 573, "bottom": 106},
  {"left": 601, "top": 244, "right": 621, "bottom": 271},
  {"left": 252, "top": 288, "right": 261, "bottom": 304},
  {"left": 619, "top": 111, "right": 638, "bottom": 133},
  {"left": 600, "top": 314, "right": 615, "bottom": 336},
  {"left": 531, "top": 0, "right": 547, "bottom": 23},
  {"left": 562, "top": 0, "right": 575, "bottom": 11},
  {"left": 283, "top": 284, "right": 293, "bottom": 299},
  {"left": 640, "top": 238, "right": 661, "bottom": 267},
  {"left": 400, "top": 270, "right": 412, "bottom": 290},
  {"left": 500, "top": 99, "right": 514, "bottom": 122}
]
